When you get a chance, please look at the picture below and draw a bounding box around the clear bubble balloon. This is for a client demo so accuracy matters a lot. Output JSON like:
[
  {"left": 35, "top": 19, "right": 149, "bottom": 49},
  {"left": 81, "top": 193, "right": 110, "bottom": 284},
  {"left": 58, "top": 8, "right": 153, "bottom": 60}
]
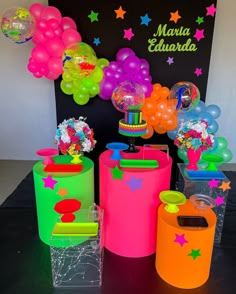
[
  {"left": 63, "top": 42, "right": 97, "bottom": 78},
  {"left": 111, "top": 81, "right": 145, "bottom": 113},
  {"left": 1, "top": 7, "right": 36, "bottom": 44},
  {"left": 169, "top": 81, "right": 200, "bottom": 112}
]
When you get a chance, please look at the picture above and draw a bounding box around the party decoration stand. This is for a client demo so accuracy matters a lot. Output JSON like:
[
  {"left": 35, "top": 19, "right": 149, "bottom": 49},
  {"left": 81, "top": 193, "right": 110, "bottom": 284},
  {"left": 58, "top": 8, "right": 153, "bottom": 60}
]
[
  {"left": 155, "top": 192, "right": 216, "bottom": 289},
  {"left": 33, "top": 154, "right": 94, "bottom": 246},
  {"left": 177, "top": 163, "right": 230, "bottom": 244},
  {"left": 50, "top": 205, "right": 104, "bottom": 288},
  {"left": 99, "top": 146, "right": 172, "bottom": 257}
]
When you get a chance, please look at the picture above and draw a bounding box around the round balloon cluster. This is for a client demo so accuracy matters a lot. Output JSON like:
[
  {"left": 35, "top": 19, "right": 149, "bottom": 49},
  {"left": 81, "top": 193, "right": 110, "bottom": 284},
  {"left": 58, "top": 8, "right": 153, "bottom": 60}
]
[
  {"left": 27, "top": 3, "right": 82, "bottom": 80},
  {"left": 0, "top": 7, "right": 36, "bottom": 44},
  {"left": 61, "top": 42, "right": 109, "bottom": 105},
  {"left": 141, "top": 83, "right": 178, "bottom": 139},
  {"left": 99, "top": 47, "right": 153, "bottom": 100}
]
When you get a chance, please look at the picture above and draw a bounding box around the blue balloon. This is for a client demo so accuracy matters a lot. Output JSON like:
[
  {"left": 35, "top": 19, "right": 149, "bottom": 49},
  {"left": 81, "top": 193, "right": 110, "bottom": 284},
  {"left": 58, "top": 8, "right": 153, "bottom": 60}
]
[
  {"left": 191, "top": 100, "right": 206, "bottom": 115},
  {"left": 206, "top": 104, "right": 221, "bottom": 119},
  {"left": 167, "top": 128, "right": 178, "bottom": 140},
  {"left": 197, "top": 111, "right": 214, "bottom": 125},
  {"left": 208, "top": 120, "right": 219, "bottom": 134},
  {"left": 177, "top": 111, "right": 197, "bottom": 124}
]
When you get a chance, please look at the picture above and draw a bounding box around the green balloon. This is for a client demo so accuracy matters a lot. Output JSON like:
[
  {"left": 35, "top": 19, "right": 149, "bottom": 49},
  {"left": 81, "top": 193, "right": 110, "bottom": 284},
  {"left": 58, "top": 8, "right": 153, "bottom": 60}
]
[
  {"left": 73, "top": 91, "right": 90, "bottom": 105},
  {"left": 221, "top": 148, "right": 233, "bottom": 163},
  {"left": 97, "top": 58, "right": 109, "bottom": 69},
  {"left": 91, "top": 67, "right": 104, "bottom": 83},
  {"left": 60, "top": 80, "right": 75, "bottom": 95},
  {"left": 215, "top": 137, "right": 228, "bottom": 151},
  {"left": 62, "top": 71, "right": 73, "bottom": 82},
  {"left": 177, "top": 148, "right": 188, "bottom": 163},
  {"left": 82, "top": 77, "right": 94, "bottom": 89},
  {"left": 89, "top": 83, "right": 100, "bottom": 96}
]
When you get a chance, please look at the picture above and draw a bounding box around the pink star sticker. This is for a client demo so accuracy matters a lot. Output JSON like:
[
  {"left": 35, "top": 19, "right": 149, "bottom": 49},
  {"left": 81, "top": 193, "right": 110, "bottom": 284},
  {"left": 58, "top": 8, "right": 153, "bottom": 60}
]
[
  {"left": 215, "top": 196, "right": 225, "bottom": 206},
  {"left": 208, "top": 178, "right": 220, "bottom": 189},
  {"left": 174, "top": 233, "right": 188, "bottom": 247},
  {"left": 42, "top": 175, "right": 58, "bottom": 190},
  {"left": 195, "top": 68, "right": 202, "bottom": 76},
  {"left": 206, "top": 4, "right": 217, "bottom": 17},
  {"left": 124, "top": 28, "right": 134, "bottom": 41},
  {"left": 194, "top": 29, "right": 205, "bottom": 42}
]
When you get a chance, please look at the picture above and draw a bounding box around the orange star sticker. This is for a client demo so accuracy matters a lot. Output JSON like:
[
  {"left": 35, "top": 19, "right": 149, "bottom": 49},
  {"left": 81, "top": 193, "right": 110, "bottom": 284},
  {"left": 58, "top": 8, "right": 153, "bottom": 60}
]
[
  {"left": 114, "top": 6, "right": 126, "bottom": 19},
  {"left": 57, "top": 188, "right": 69, "bottom": 197},
  {"left": 219, "top": 181, "right": 231, "bottom": 192},
  {"left": 170, "top": 10, "right": 181, "bottom": 23}
]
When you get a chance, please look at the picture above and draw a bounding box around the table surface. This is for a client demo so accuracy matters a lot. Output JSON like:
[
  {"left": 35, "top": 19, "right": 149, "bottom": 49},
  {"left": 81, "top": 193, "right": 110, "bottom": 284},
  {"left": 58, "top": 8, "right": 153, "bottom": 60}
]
[{"left": 0, "top": 207, "right": 236, "bottom": 294}]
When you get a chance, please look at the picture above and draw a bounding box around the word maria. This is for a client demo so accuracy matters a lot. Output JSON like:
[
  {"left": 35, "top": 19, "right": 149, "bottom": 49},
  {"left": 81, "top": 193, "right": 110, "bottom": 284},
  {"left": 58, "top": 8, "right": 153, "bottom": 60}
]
[{"left": 148, "top": 24, "right": 197, "bottom": 52}]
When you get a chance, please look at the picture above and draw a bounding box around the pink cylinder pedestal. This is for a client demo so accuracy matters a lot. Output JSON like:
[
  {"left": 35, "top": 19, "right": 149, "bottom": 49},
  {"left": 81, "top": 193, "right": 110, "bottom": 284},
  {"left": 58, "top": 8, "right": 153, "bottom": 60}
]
[{"left": 99, "top": 146, "right": 172, "bottom": 257}]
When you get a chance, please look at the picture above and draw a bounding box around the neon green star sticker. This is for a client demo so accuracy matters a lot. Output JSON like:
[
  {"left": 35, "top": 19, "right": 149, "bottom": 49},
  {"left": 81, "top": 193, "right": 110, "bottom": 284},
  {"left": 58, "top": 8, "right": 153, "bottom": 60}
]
[
  {"left": 196, "top": 16, "right": 204, "bottom": 25},
  {"left": 188, "top": 249, "right": 201, "bottom": 260},
  {"left": 110, "top": 166, "right": 124, "bottom": 180},
  {"left": 88, "top": 10, "right": 99, "bottom": 22}
]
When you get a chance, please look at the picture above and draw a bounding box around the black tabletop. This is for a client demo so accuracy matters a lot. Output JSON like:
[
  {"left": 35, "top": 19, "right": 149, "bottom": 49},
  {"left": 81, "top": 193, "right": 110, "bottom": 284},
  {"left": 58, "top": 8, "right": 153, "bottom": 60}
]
[{"left": 0, "top": 207, "right": 236, "bottom": 294}]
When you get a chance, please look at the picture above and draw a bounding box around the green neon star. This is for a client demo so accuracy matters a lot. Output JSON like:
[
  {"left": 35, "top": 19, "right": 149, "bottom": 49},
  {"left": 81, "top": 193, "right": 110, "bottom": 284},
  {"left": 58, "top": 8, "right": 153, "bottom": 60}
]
[
  {"left": 110, "top": 166, "right": 124, "bottom": 180},
  {"left": 88, "top": 10, "right": 99, "bottom": 22},
  {"left": 188, "top": 249, "right": 201, "bottom": 260},
  {"left": 196, "top": 16, "right": 204, "bottom": 25}
]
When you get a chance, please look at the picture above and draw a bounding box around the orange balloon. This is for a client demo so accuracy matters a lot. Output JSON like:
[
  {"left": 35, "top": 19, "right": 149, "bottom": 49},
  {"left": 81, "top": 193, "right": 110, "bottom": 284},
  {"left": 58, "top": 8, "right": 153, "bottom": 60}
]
[
  {"left": 160, "top": 114, "right": 178, "bottom": 131},
  {"left": 146, "top": 113, "right": 160, "bottom": 126},
  {"left": 159, "top": 87, "right": 170, "bottom": 99},
  {"left": 153, "top": 124, "right": 167, "bottom": 134},
  {"left": 156, "top": 100, "right": 168, "bottom": 112},
  {"left": 151, "top": 90, "right": 162, "bottom": 101},
  {"left": 141, "top": 124, "right": 154, "bottom": 139},
  {"left": 153, "top": 83, "right": 162, "bottom": 92},
  {"left": 141, "top": 98, "right": 157, "bottom": 116}
]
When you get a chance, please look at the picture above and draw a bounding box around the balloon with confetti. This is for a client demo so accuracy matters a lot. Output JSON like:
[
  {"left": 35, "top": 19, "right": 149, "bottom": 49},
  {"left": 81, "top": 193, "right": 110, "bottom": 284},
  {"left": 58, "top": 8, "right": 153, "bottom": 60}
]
[{"left": 1, "top": 7, "right": 36, "bottom": 44}]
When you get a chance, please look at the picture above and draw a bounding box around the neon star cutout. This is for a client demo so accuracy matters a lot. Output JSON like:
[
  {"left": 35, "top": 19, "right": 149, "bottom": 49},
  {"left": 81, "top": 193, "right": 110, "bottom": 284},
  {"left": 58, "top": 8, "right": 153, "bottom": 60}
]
[
  {"left": 88, "top": 10, "right": 99, "bottom": 22},
  {"left": 126, "top": 176, "right": 143, "bottom": 191},
  {"left": 219, "top": 181, "right": 231, "bottom": 192},
  {"left": 215, "top": 196, "right": 225, "bottom": 206},
  {"left": 208, "top": 178, "right": 220, "bottom": 189},
  {"left": 93, "top": 37, "right": 101, "bottom": 46},
  {"left": 42, "top": 175, "right": 58, "bottom": 190},
  {"left": 196, "top": 16, "right": 204, "bottom": 25},
  {"left": 140, "top": 14, "right": 152, "bottom": 26},
  {"left": 167, "top": 57, "right": 174, "bottom": 65},
  {"left": 110, "top": 165, "right": 124, "bottom": 180},
  {"left": 57, "top": 188, "right": 69, "bottom": 197},
  {"left": 188, "top": 249, "right": 201, "bottom": 260},
  {"left": 206, "top": 4, "right": 217, "bottom": 17},
  {"left": 195, "top": 68, "right": 202, "bottom": 76},
  {"left": 174, "top": 233, "right": 188, "bottom": 247},
  {"left": 170, "top": 10, "right": 181, "bottom": 23},
  {"left": 124, "top": 28, "right": 134, "bottom": 41},
  {"left": 114, "top": 6, "right": 126, "bottom": 19},
  {"left": 194, "top": 29, "right": 205, "bottom": 42}
]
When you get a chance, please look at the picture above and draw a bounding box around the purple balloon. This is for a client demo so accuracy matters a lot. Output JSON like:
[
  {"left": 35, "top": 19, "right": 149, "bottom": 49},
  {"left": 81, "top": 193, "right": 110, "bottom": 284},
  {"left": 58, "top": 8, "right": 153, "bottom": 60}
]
[
  {"left": 109, "top": 61, "right": 121, "bottom": 71},
  {"left": 99, "top": 77, "right": 117, "bottom": 99},
  {"left": 116, "top": 47, "right": 135, "bottom": 62},
  {"left": 104, "top": 67, "right": 114, "bottom": 79},
  {"left": 140, "top": 68, "right": 149, "bottom": 77},
  {"left": 122, "top": 55, "right": 141, "bottom": 74},
  {"left": 144, "top": 75, "right": 152, "bottom": 82},
  {"left": 140, "top": 58, "right": 150, "bottom": 70},
  {"left": 140, "top": 81, "right": 153, "bottom": 97}
]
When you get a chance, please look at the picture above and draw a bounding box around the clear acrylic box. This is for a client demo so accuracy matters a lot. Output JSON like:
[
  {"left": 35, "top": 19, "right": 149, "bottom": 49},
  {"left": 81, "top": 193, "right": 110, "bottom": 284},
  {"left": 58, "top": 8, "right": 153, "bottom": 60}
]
[
  {"left": 50, "top": 205, "right": 104, "bottom": 288},
  {"left": 177, "top": 163, "right": 230, "bottom": 244}
]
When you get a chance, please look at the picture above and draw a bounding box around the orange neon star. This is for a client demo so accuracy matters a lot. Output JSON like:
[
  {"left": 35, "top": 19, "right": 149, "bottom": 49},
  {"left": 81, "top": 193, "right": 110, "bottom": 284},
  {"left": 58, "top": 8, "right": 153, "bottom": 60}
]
[
  {"left": 219, "top": 181, "right": 231, "bottom": 192},
  {"left": 57, "top": 188, "right": 69, "bottom": 197},
  {"left": 170, "top": 10, "right": 181, "bottom": 23},
  {"left": 114, "top": 6, "right": 126, "bottom": 19}
]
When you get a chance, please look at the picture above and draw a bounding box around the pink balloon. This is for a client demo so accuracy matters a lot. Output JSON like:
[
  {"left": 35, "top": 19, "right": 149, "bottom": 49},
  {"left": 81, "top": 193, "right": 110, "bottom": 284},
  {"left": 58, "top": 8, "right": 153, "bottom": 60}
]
[
  {"left": 61, "top": 17, "right": 77, "bottom": 31},
  {"left": 37, "top": 19, "right": 47, "bottom": 30},
  {"left": 31, "top": 45, "right": 50, "bottom": 63},
  {"left": 47, "top": 18, "right": 60, "bottom": 30},
  {"left": 32, "top": 30, "right": 46, "bottom": 45},
  {"left": 47, "top": 57, "right": 63, "bottom": 75},
  {"left": 42, "top": 28, "right": 55, "bottom": 39},
  {"left": 29, "top": 3, "right": 45, "bottom": 21},
  {"left": 40, "top": 6, "right": 62, "bottom": 23},
  {"left": 54, "top": 27, "right": 63, "bottom": 38},
  {"left": 116, "top": 47, "right": 135, "bottom": 62},
  {"left": 62, "top": 29, "right": 82, "bottom": 47},
  {"left": 45, "top": 37, "right": 65, "bottom": 57},
  {"left": 39, "top": 63, "right": 49, "bottom": 76},
  {"left": 45, "top": 71, "right": 60, "bottom": 80}
]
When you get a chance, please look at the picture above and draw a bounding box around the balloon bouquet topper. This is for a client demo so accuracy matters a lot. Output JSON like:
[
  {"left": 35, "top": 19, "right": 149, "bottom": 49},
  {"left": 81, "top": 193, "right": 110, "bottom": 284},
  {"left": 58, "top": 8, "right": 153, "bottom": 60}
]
[{"left": 111, "top": 80, "right": 147, "bottom": 152}]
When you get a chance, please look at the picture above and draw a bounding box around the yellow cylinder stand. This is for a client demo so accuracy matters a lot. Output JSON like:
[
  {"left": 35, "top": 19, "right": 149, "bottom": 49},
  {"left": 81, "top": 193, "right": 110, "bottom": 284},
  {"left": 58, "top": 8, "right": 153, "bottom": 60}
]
[{"left": 155, "top": 196, "right": 216, "bottom": 289}]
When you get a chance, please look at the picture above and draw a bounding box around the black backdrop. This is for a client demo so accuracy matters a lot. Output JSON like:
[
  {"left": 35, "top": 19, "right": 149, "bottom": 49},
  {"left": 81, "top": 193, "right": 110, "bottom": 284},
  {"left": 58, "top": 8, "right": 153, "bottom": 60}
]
[{"left": 49, "top": 0, "right": 217, "bottom": 199}]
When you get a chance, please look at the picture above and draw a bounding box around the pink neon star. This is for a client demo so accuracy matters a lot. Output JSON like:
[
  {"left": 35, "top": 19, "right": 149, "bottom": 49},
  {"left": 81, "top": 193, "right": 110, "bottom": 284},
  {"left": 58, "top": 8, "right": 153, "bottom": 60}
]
[
  {"left": 124, "top": 28, "right": 134, "bottom": 41},
  {"left": 174, "top": 233, "right": 188, "bottom": 247},
  {"left": 195, "top": 68, "right": 202, "bottom": 76},
  {"left": 42, "top": 175, "right": 58, "bottom": 190},
  {"left": 194, "top": 29, "right": 205, "bottom": 42},
  {"left": 206, "top": 4, "right": 217, "bottom": 17},
  {"left": 215, "top": 196, "right": 225, "bottom": 206},
  {"left": 208, "top": 178, "right": 220, "bottom": 189}
]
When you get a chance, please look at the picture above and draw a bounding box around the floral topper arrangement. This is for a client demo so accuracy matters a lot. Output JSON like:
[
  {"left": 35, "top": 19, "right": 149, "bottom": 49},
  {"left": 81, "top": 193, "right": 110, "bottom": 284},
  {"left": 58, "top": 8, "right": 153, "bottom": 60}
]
[
  {"left": 174, "top": 119, "right": 214, "bottom": 152},
  {"left": 55, "top": 117, "right": 96, "bottom": 155}
]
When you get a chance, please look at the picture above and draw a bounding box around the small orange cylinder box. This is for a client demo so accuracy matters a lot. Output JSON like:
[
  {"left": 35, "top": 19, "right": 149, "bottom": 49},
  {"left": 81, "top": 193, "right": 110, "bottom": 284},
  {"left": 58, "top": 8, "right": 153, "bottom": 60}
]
[{"left": 155, "top": 192, "right": 216, "bottom": 289}]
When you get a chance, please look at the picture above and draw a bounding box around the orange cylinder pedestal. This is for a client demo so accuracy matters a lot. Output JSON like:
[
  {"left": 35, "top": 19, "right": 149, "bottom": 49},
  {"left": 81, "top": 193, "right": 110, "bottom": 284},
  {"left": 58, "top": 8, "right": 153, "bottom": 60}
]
[{"left": 155, "top": 200, "right": 216, "bottom": 289}]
